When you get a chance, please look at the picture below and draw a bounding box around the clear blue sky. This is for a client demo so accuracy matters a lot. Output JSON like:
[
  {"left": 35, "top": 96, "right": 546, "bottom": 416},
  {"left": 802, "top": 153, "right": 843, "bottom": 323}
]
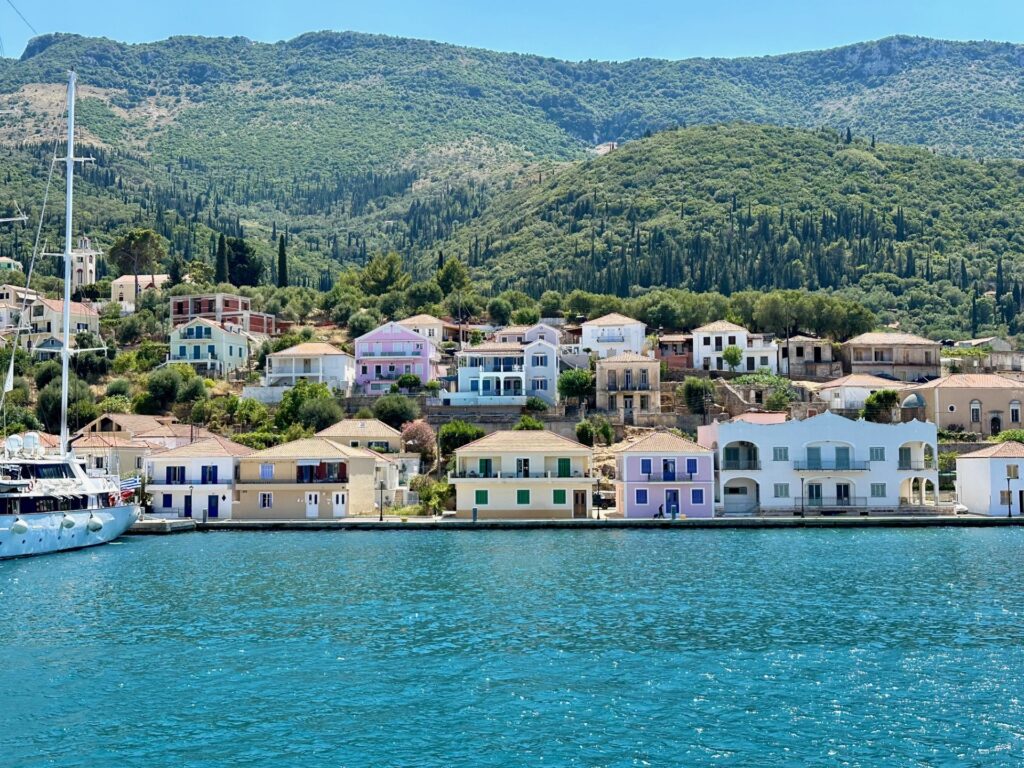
[{"left": 3, "top": 0, "right": 1024, "bottom": 61}]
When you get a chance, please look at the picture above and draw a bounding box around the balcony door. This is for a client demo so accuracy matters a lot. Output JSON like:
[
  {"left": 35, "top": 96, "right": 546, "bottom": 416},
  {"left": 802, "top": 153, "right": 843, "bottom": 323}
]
[
  {"left": 835, "top": 483, "right": 851, "bottom": 506},
  {"left": 806, "top": 447, "right": 822, "bottom": 470},
  {"left": 806, "top": 483, "right": 822, "bottom": 506},
  {"left": 516, "top": 458, "right": 530, "bottom": 478},
  {"left": 834, "top": 447, "right": 851, "bottom": 470},
  {"left": 662, "top": 459, "right": 676, "bottom": 482}
]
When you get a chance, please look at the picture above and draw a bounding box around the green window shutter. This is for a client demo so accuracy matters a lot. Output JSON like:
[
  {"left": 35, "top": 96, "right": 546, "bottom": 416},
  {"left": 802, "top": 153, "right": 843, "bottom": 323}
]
[
  {"left": 557, "top": 458, "right": 571, "bottom": 478},
  {"left": 474, "top": 489, "right": 488, "bottom": 505},
  {"left": 553, "top": 489, "right": 566, "bottom": 505},
  {"left": 516, "top": 489, "right": 530, "bottom": 505}
]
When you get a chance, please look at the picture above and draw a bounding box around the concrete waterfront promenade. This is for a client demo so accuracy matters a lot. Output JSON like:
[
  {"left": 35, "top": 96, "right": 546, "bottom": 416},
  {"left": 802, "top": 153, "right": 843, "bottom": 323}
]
[{"left": 125, "top": 514, "right": 1024, "bottom": 535}]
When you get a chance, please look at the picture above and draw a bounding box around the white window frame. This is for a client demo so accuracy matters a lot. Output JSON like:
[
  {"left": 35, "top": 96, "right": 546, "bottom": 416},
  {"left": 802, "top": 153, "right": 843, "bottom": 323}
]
[
  {"left": 772, "top": 447, "right": 788, "bottom": 462},
  {"left": 773, "top": 483, "right": 789, "bottom": 498},
  {"left": 259, "top": 463, "right": 274, "bottom": 480},
  {"left": 870, "top": 483, "right": 886, "bottom": 498},
  {"left": 259, "top": 492, "right": 273, "bottom": 509},
  {"left": 869, "top": 447, "right": 885, "bottom": 462},
  {"left": 635, "top": 488, "right": 649, "bottom": 505}
]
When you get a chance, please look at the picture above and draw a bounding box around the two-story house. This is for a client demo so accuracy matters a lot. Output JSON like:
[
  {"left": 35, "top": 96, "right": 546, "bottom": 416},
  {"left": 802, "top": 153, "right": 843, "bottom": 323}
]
[
  {"left": 698, "top": 411, "right": 939, "bottom": 516},
  {"left": 692, "top": 320, "right": 779, "bottom": 373},
  {"left": 26, "top": 298, "right": 99, "bottom": 353},
  {"left": 779, "top": 335, "right": 842, "bottom": 379},
  {"left": 580, "top": 313, "right": 647, "bottom": 358},
  {"left": 614, "top": 431, "right": 714, "bottom": 518},
  {"left": 169, "top": 292, "right": 277, "bottom": 335},
  {"left": 814, "top": 374, "right": 907, "bottom": 412},
  {"left": 111, "top": 273, "right": 171, "bottom": 311},
  {"left": 595, "top": 352, "right": 661, "bottom": 416},
  {"left": 168, "top": 317, "right": 256, "bottom": 377},
  {"left": 841, "top": 331, "right": 940, "bottom": 382},
  {"left": 449, "top": 430, "right": 596, "bottom": 519},
  {"left": 446, "top": 338, "right": 560, "bottom": 406},
  {"left": 146, "top": 436, "right": 253, "bottom": 520},
  {"left": 243, "top": 342, "right": 355, "bottom": 403},
  {"left": 397, "top": 314, "right": 459, "bottom": 344},
  {"left": 0, "top": 256, "right": 22, "bottom": 273},
  {"left": 656, "top": 334, "right": 693, "bottom": 370},
  {"left": 956, "top": 441, "right": 1024, "bottom": 516},
  {"left": 355, "top": 321, "right": 440, "bottom": 395},
  {"left": 903, "top": 373, "right": 1024, "bottom": 437},
  {"left": 316, "top": 418, "right": 402, "bottom": 453},
  {"left": 234, "top": 437, "right": 400, "bottom": 519}
]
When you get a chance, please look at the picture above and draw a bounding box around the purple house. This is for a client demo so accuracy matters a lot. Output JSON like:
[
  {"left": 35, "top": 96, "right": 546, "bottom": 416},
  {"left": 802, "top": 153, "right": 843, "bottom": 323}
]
[
  {"left": 614, "top": 431, "right": 715, "bottom": 518},
  {"left": 354, "top": 321, "right": 439, "bottom": 395}
]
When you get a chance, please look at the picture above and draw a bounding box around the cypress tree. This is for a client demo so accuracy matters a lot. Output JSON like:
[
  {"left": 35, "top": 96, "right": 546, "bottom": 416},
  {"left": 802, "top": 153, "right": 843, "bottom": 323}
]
[
  {"left": 215, "top": 233, "right": 229, "bottom": 284},
  {"left": 277, "top": 234, "right": 288, "bottom": 288}
]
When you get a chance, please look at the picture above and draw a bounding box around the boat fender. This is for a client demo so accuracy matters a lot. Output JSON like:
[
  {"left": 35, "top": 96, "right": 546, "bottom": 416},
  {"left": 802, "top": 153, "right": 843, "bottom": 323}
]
[
  {"left": 61, "top": 514, "right": 76, "bottom": 529},
  {"left": 87, "top": 515, "right": 103, "bottom": 532},
  {"left": 11, "top": 517, "right": 28, "bottom": 535}
]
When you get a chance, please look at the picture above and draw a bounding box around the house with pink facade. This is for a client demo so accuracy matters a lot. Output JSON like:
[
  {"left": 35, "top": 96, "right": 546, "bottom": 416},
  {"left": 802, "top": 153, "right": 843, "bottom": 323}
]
[
  {"left": 614, "top": 431, "right": 715, "bottom": 518},
  {"left": 354, "top": 321, "right": 440, "bottom": 395}
]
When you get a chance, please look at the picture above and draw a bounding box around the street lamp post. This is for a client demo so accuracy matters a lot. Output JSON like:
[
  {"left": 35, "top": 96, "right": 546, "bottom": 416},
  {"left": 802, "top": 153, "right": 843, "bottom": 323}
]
[
  {"left": 800, "top": 477, "right": 805, "bottom": 518},
  {"left": 1008, "top": 475, "right": 1013, "bottom": 519},
  {"left": 378, "top": 481, "right": 386, "bottom": 522},
  {"left": 189, "top": 484, "right": 194, "bottom": 521}
]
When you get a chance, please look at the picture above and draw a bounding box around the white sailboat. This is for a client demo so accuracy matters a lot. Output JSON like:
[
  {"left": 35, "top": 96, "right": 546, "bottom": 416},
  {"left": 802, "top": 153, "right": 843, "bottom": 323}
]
[{"left": 0, "top": 71, "right": 139, "bottom": 559}]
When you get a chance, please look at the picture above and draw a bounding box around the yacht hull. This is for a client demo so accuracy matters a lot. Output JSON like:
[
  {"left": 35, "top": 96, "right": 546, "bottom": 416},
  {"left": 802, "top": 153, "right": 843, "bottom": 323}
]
[{"left": 0, "top": 504, "right": 140, "bottom": 560}]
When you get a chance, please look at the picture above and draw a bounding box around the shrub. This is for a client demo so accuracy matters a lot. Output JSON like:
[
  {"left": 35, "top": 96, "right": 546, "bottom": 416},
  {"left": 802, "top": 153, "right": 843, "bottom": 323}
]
[
  {"left": 298, "top": 397, "right": 344, "bottom": 431},
  {"left": 510, "top": 306, "right": 540, "bottom": 325},
  {"left": 862, "top": 389, "right": 900, "bottom": 423},
  {"left": 97, "top": 395, "right": 133, "bottom": 414},
  {"left": 994, "top": 429, "right": 1024, "bottom": 444},
  {"left": 575, "top": 420, "right": 595, "bottom": 446},
  {"left": 177, "top": 377, "right": 208, "bottom": 403},
  {"left": 438, "top": 419, "right": 484, "bottom": 456},
  {"left": 147, "top": 368, "right": 183, "bottom": 405},
  {"left": 396, "top": 373, "right": 421, "bottom": 391},
  {"left": 106, "top": 378, "right": 132, "bottom": 398},
  {"left": 34, "top": 360, "right": 62, "bottom": 391},
  {"left": 524, "top": 396, "right": 549, "bottom": 413},
  {"left": 590, "top": 415, "right": 614, "bottom": 445},
  {"left": 372, "top": 394, "right": 420, "bottom": 429},
  {"left": 513, "top": 414, "right": 544, "bottom": 430},
  {"left": 401, "top": 420, "right": 437, "bottom": 463},
  {"left": 353, "top": 406, "right": 375, "bottom": 419},
  {"left": 681, "top": 377, "right": 715, "bottom": 414}
]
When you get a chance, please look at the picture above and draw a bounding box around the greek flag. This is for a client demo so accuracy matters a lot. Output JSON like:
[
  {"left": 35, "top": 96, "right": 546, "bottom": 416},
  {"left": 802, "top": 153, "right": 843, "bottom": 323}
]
[{"left": 120, "top": 476, "right": 141, "bottom": 491}]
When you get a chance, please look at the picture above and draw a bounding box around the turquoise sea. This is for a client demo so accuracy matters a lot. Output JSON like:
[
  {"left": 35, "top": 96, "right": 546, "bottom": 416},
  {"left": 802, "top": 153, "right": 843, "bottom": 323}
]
[{"left": 2, "top": 529, "right": 1024, "bottom": 767}]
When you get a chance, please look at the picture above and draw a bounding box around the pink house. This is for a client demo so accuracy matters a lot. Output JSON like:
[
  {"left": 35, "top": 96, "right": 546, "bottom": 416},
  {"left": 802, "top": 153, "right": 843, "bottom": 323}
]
[
  {"left": 614, "top": 431, "right": 715, "bottom": 518},
  {"left": 354, "top": 321, "right": 440, "bottom": 395}
]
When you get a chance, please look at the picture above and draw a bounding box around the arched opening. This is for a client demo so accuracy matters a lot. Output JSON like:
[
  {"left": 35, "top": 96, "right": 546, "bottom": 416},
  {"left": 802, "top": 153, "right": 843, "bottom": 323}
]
[
  {"left": 991, "top": 415, "right": 1002, "bottom": 436},
  {"left": 722, "top": 441, "right": 759, "bottom": 471},
  {"left": 722, "top": 478, "right": 759, "bottom": 515},
  {"left": 970, "top": 399, "right": 982, "bottom": 425}
]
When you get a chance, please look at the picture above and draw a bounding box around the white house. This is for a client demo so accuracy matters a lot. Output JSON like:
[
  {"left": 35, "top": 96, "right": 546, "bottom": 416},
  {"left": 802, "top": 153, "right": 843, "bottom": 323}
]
[
  {"left": 243, "top": 342, "right": 355, "bottom": 403},
  {"left": 146, "top": 435, "right": 254, "bottom": 520},
  {"left": 580, "top": 313, "right": 646, "bottom": 358},
  {"left": 692, "top": 320, "right": 779, "bottom": 374},
  {"left": 169, "top": 317, "right": 257, "bottom": 377},
  {"left": 445, "top": 338, "right": 560, "bottom": 406},
  {"left": 815, "top": 374, "right": 908, "bottom": 411},
  {"left": 699, "top": 411, "right": 938, "bottom": 516},
  {"left": 397, "top": 314, "right": 459, "bottom": 344},
  {"left": 955, "top": 441, "right": 1024, "bottom": 516},
  {"left": 111, "top": 273, "right": 171, "bottom": 311}
]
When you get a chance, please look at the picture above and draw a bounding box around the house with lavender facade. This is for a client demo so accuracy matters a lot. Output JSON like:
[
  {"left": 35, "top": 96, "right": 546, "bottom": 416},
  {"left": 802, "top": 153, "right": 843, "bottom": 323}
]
[
  {"left": 354, "top": 321, "right": 440, "bottom": 395},
  {"left": 614, "top": 431, "right": 715, "bottom": 518}
]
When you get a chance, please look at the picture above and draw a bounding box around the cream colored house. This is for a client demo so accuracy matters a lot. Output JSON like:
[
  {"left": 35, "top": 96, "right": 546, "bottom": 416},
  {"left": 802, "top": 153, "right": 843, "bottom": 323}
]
[
  {"left": 74, "top": 433, "right": 163, "bottom": 477},
  {"left": 111, "top": 273, "right": 171, "bottom": 310},
  {"left": 449, "top": 430, "right": 596, "bottom": 519},
  {"left": 903, "top": 373, "right": 1024, "bottom": 437},
  {"left": 842, "top": 332, "right": 940, "bottom": 382},
  {"left": 234, "top": 437, "right": 399, "bottom": 520},
  {"left": 146, "top": 436, "right": 253, "bottom": 520},
  {"left": 26, "top": 298, "right": 100, "bottom": 351},
  {"left": 397, "top": 313, "right": 459, "bottom": 344},
  {"left": 595, "top": 351, "right": 661, "bottom": 416},
  {"left": 316, "top": 418, "right": 402, "bottom": 452},
  {"left": 169, "top": 317, "right": 256, "bottom": 377}
]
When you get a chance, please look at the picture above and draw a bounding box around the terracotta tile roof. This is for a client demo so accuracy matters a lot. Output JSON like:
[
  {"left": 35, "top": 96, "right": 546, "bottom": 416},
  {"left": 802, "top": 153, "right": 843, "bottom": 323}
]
[
  {"left": 316, "top": 419, "right": 401, "bottom": 439},
  {"left": 788, "top": 335, "right": 827, "bottom": 343},
  {"left": 614, "top": 431, "right": 711, "bottom": 454},
  {"left": 693, "top": 320, "right": 747, "bottom": 333},
  {"left": 399, "top": 314, "right": 457, "bottom": 328},
  {"left": 844, "top": 331, "right": 938, "bottom": 346},
  {"left": 137, "top": 423, "right": 217, "bottom": 440},
  {"left": 459, "top": 342, "right": 525, "bottom": 354},
  {"left": 245, "top": 437, "right": 381, "bottom": 460},
  {"left": 658, "top": 334, "right": 691, "bottom": 342},
  {"left": 599, "top": 351, "right": 657, "bottom": 364},
  {"left": 34, "top": 298, "right": 98, "bottom": 317},
  {"left": 269, "top": 342, "right": 349, "bottom": 357},
  {"left": 911, "top": 374, "right": 1024, "bottom": 390},
  {"left": 493, "top": 325, "right": 531, "bottom": 336},
  {"left": 583, "top": 312, "right": 644, "bottom": 327},
  {"left": 75, "top": 433, "right": 161, "bottom": 450},
  {"left": 81, "top": 414, "right": 176, "bottom": 436},
  {"left": 456, "top": 430, "right": 591, "bottom": 454},
  {"left": 150, "top": 435, "right": 254, "bottom": 459},
  {"left": 959, "top": 441, "right": 1024, "bottom": 459},
  {"left": 818, "top": 374, "right": 908, "bottom": 389},
  {"left": 112, "top": 274, "right": 170, "bottom": 286}
]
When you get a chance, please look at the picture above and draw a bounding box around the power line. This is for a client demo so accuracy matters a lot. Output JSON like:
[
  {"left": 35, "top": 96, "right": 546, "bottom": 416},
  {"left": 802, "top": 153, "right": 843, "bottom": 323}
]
[{"left": 4, "top": 0, "right": 37, "bottom": 35}]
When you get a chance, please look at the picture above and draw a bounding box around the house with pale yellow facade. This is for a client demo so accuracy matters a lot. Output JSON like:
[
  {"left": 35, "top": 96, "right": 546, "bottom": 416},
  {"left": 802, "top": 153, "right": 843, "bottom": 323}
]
[
  {"left": 316, "top": 418, "right": 402, "bottom": 452},
  {"left": 842, "top": 331, "right": 940, "bottom": 382},
  {"left": 397, "top": 314, "right": 459, "bottom": 344},
  {"left": 233, "top": 437, "right": 400, "bottom": 519},
  {"left": 595, "top": 351, "right": 661, "bottom": 416},
  {"left": 902, "top": 373, "right": 1024, "bottom": 437},
  {"left": 449, "top": 430, "right": 596, "bottom": 519}
]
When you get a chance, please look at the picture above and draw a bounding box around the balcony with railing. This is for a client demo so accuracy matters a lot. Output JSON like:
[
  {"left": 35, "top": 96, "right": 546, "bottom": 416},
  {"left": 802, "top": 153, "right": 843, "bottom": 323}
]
[
  {"left": 793, "top": 460, "right": 870, "bottom": 471},
  {"left": 795, "top": 496, "right": 868, "bottom": 509},
  {"left": 358, "top": 349, "right": 423, "bottom": 358},
  {"left": 449, "top": 469, "right": 596, "bottom": 480},
  {"left": 640, "top": 472, "right": 696, "bottom": 482},
  {"left": 721, "top": 460, "right": 761, "bottom": 471},
  {"left": 897, "top": 460, "right": 937, "bottom": 471},
  {"left": 596, "top": 333, "right": 626, "bottom": 343}
]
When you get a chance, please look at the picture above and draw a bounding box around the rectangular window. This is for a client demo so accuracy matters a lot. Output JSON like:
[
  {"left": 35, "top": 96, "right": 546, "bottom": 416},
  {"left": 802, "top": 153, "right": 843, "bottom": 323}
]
[
  {"left": 1008, "top": 465, "right": 1020, "bottom": 480},
  {"left": 553, "top": 489, "right": 566, "bottom": 505},
  {"left": 635, "top": 489, "right": 649, "bottom": 505},
  {"left": 531, "top": 355, "right": 548, "bottom": 367},
  {"left": 259, "top": 463, "right": 274, "bottom": 480},
  {"left": 1013, "top": 405, "right": 1021, "bottom": 423},
  {"left": 869, "top": 447, "right": 885, "bottom": 462},
  {"left": 772, "top": 447, "right": 788, "bottom": 462},
  {"left": 685, "top": 458, "right": 698, "bottom": 475},
  {"left": 871, "top": 483, "right": 886, "bottom": 498},
  {"left": 162, "top": 493, "right": 172, "bottom": 509},
  {"left": 760, "top": 356, "right": 769, "bottom": 367},
  {"left": 774, "top": 483, "right": 789, "bottom": 498},
  {"left": 516, "top": 489, "right": 530, "bottom": 505},
  {"left": 474, "top": 489, "right": 488, "bottom": 506},
  {"left": 640, "top": 458, "right": 652, "bottom": 475},
  {"left": 691, "top": 488, "right": 705, "bottom": 505},
  {"left": 259, "top": 492, "right": 273, "bottom": 509}
]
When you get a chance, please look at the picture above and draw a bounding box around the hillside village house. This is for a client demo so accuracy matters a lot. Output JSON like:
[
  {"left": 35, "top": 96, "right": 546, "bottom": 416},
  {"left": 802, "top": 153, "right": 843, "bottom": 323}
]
[
  {"left": 74, "top": 433, "right": 163, "bottom": 477},
  {"left": 316, "top": 419, "right": 402, "bottom": 452},
  {"left": 841, "top": 331, "right": 940, "bottom": 382},
  {"left": 955, "top": 441, "right": 1024, "bottom": 517},
  {"left": 243, "top": 342, "right": 354, "bottom": 402},
  {"left": 25, "top": 298, "right": 99, "bottom": 351},
  {"left": 79, "top": 413, "right": 216, "bottom": 451},
  {"left": 656, "top": 334, "right": 693, "bottom": 370},
  {"left": 0, "top": 300, "right": 22, "bottom": 330},
  {"left": 580, "top": 313, "right": 646, "bottom": 358},
  {"left": 169, "top": 292, "right": 277, "bottom": 335},
  {"left": 0, "top": 283, "right": 40, "bottom": 307},
  {"left": 692, "top": 320, "right": 779, "bottom": 374},
  {"left": 0, "top": 256, "right": 22, "bottom": 272},
  {"left": 814, "top": 374, "right": 908, "bottom": 412},
  {"left": 397, "top": 314, "right": 459, "bottom": 344},
  {"left": 595, "top": 351, "right": 661, "bottom": 417},
  {"left": 168, "top": 317, "right": 256, "bottom": 377},
  {"left": 698, "top": 411, "right": 939, "bottom": 515},
  {"left": 902, "top": 373, "right": 1024, "bottom": 436},
  {"left": 234, "top": 437, "right": 400, "bottom": 519},
  {"left": 614, "top": 431, "right": 714, "bottom": 518},
  {"left": 354, "top": 321, "right": 440, "bottom": 395},
  {"left": 446, "top": 338, "right": 560, "bottom": 406},
  {"left": 146, "top": 436, "right": 253, "bottom": 520},
  {"left": 779, "top": 335, "right": 842, "bottom": 379},
  {"left": 111, "top": 273, "right": 171, "bottom": 310},
  {"left": 450, "top": 430, "right": 596, "bottom": 519}
]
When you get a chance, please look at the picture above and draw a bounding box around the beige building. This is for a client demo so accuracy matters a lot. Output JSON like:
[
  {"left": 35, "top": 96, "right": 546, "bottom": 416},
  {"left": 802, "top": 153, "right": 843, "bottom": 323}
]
[
  {"left": 595, "top": 351, "right": 661, "bottom": 416},
  {"left": 316, "top": 418, "right": 402, "bottom": 453},
  {"left": 234, "top": 437, "right": 399, "bottom": 520},
  {"left": 75, "top": 433, "right": 164, "bottom": 477},
  {"left": 26, "top": 298, "right": 100, "bottom": 350},
  {"left": 397, "top": 313, "right": 459, "bottom": 344},
  {"left": 111, "top": 273, "right": 171, "bottom": 310},
  {"left": 780, "top": 335, "right": 842, "bottom": 379},
  {"left": 449, "top": 430, "right": 596, "bottom": 519},
  {"left": 842, "top": 331, "right": 940, "bottom": 382},
  {"left": 903, "top": 373, "right": 1024, "bottom": 437}
]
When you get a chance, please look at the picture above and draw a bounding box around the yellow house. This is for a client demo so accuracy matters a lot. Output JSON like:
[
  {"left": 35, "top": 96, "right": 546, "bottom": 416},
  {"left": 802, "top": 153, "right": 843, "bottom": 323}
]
[
  {"left": 234, "top": 437, "right": 398, "bottom": 519},
  {"left": 316, "top": 418, "right": 402, "bottom": 452},
  {"left": 450, "top": 430, "right": 596, "bottom": 519}
]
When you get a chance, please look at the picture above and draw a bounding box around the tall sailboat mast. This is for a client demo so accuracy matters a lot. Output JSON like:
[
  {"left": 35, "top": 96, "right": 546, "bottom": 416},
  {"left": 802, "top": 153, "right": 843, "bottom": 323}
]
[{"left": 59, "top": 71, "right": 77, "bottom": 457}]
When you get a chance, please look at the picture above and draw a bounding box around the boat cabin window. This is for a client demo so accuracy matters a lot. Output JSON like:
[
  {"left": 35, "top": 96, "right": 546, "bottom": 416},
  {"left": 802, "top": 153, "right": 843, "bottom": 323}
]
[{"left": 27, "top": 464, "right": 74, "bottom": 480}]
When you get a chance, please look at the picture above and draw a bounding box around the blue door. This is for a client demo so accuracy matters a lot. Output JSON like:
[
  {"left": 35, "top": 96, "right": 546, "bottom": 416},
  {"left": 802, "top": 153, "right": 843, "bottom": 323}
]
[
  {"left": 208, "top": 495, "right": 219, "bottom": 518},
  {"left": 184, "top": 495, "right": 192, "bottom": 518},
  {"left": 665, "top": 489, "right": 680, "bottom": 517}
]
